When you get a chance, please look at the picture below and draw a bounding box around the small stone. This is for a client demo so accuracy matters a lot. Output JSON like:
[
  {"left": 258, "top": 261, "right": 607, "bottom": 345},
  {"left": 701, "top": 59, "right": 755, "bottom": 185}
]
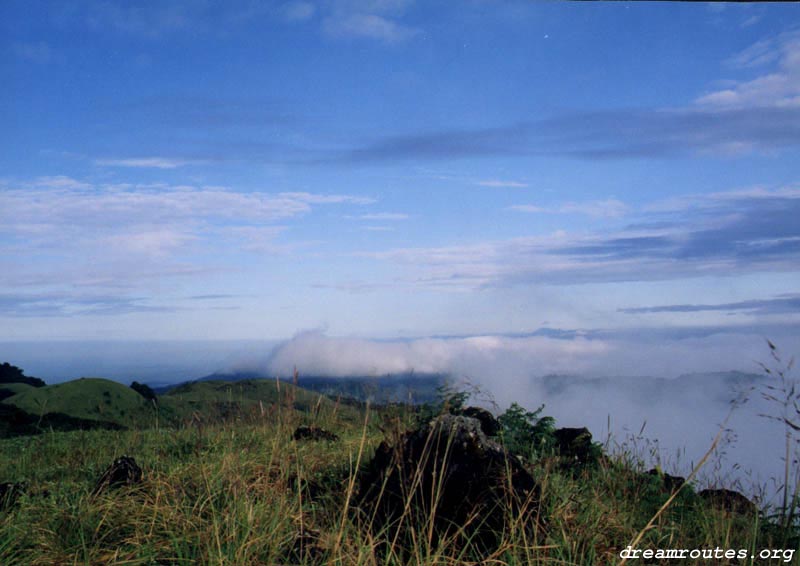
[
  {"left": 92, "top": 456, "right": 143, "bottom": 496},
  {"left": 0, "top": 482, "right": 26, "bottom": 511},
  {"left": 293, "top": 425, "right": 339, "bottom": 442},
  {"left": 699, "top": 488, "right": 757, "bottom": 514}
]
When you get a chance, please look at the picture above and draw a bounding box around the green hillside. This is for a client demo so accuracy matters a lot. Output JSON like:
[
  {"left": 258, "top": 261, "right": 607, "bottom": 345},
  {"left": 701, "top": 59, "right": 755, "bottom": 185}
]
[
  {"left": 0, "top": 382, "right": 35, "bottom": 397},
  {"left": 3, "top": 378, "right": 156, "bottom": 429},
  {"left": 161, "top": 378, "right": 347, "bottom": 422},
  {"left": 0, "top": 376, "right": 358, "bottom": 437}
]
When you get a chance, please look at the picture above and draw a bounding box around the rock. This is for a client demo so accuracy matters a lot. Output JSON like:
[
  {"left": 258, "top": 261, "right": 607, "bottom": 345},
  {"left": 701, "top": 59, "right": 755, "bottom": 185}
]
[
  {"left": 92, "top": 456, "right": 143, "bottom": 496},
  {"left": 358, "top": 414, "right": 541, "bottom": 556},
  {"left": 699, "top": 488, "right": 757, "bottom": 514},
  {"left": 0, "top": 481, "right": 26, "bottom": 511},
  {"left": 646, "top": 469, "right": 686, "bottom": 492},
  {"left": 293, "top": 425, "right": 339, "bottom": 442},
  {"left": 293, "top": 526, "right": 326, "bottom": 564},
  {"left": 553, "top": 427, "right": 597, "bottom": 466},
  {"left": 460, "top": 406, "right": 500, "bottom": 436}
]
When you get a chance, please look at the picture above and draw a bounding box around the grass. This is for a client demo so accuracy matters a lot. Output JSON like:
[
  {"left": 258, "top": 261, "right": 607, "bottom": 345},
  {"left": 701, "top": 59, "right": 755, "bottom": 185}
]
[
  {"left": 2, "top": 378, "right": 154, "bottom": 428},
  {"left": 1, "top": 391, "right": 798, "bottom": 566},
  {"left": 0, "top": 383, "right": 36, "bottom": 397}
]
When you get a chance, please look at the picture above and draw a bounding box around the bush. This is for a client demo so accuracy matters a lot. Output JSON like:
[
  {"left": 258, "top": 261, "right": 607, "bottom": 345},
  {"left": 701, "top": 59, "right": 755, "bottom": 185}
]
[
  {"left": 0, "top": 362, "right": 45, "bottom": 387},
  {"left": 130, "top": 381, "right": 158, "bottom": 403},
  {"left": 497, "top": 402, "right": 556, "bottom": 460}
]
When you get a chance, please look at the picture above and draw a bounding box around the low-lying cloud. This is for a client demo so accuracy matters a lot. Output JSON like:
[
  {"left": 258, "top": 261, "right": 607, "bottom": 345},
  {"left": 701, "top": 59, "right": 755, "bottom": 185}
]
[{"left": 264, "top": 329, "right": 797, "bottom": 496}]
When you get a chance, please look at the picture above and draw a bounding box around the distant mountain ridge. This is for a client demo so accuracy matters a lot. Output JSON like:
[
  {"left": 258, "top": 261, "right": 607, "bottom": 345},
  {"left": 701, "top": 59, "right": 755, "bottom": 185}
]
[{"left": 157, "top": 370, "right": 449, "bottom": 404}]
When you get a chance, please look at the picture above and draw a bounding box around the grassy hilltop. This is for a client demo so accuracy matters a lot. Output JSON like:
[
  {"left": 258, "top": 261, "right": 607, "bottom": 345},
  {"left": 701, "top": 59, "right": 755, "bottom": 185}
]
[
  {"left": 0, "top": 374, "right": 360, "bottom": 437},
  {"left": 0, "top": 366, "right": 798, "bottom": 565},
  {"left": 3, "top": 378, "right": 155, "bottom": 428}
]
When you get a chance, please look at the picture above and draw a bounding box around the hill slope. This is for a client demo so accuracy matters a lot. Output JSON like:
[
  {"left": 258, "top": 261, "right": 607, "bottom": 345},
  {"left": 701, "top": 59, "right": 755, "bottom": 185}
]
[
  {"left": 162, "top": 378, "right": 337, "bottom": 419},
  {"left": 0, "top": 382, "right": 35, "bottom": 401},
  {"left": 2, "top": 378, "right": 156, "bottom": 428}
]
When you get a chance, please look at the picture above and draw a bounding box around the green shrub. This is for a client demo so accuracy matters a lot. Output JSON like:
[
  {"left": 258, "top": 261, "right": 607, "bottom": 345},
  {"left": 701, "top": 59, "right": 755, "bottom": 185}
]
[{"left": 497, "top": 402, "right": 556, "bottom": 460}]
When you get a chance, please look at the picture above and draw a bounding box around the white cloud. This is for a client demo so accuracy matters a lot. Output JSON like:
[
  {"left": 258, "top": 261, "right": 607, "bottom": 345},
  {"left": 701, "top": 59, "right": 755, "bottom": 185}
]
[
  {"left": 31, "top": 175, "right": 92, "bottom": 190},
  {"left": 507, "top": 205, "right": 545, "bottom": 213},
  {"left": 322, "top": 13, "right": 418, "bottom": 43},
  {"left": 696, "top": 31, "right": 800, "bottom": 108},
  {"left": 0, "top": 179, "right": 375, "bottom": 288},
  {"left": 644, "top": 184, "right": 800, "bottom": 213},
  {"left": 358, "top": 212, "right": 409, "bottom": 220},
  {"left": 476, "top": 179, "right": 529, "bottom": 188},
  {"left": 260, "top": 329, "right": 798, "bottom": 492},
  {"left": 105, "top": 229, "right": 197, "bottom": 257},
  {"left": 266, "top": 329, "right": 611, "bottom": 378},
  {"left": 509, "top": 198, "right": 629, "bottom": 218},
  {"left": 95, "top": 157, "right": 202, "bottom": 169},
  {"left": 279, "top": 191, "right": 376, "bottom": 205},
  {"left": 727, "top": 38, "right": 779, "bottom": 69}
]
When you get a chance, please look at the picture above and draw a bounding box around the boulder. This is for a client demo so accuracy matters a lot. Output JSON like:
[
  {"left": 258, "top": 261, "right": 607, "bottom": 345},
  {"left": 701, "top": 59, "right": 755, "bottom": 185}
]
[
  {"left": 358, "top": 414, "right": 541, "bottom": 556},
  {"left": 553, "top": 427, "right": 597, "bottom": 466},
  {"left": 0, "top": 481, "right": 25, "bottom": 511},
  {"left": 92, "top": 456, "right": 142, "bottom": 496},
  {"left": 646, "top": 469, "right": 686, "bottom": 492},
  {"left": 293, "top": 425, "right": 339, "bottom": 442},
  {"left": 699, "top": 488, "right": 757, "bottom": 515},
  {"left": 460, "top": 406, "right": 500, "bottom": 436}
]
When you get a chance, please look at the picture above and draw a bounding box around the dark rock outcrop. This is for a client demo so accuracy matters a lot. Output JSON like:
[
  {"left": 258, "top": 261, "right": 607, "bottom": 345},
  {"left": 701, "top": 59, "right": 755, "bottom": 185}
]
[
  {"left": 699, "top": 488, "right": 757, "bottom": 514},
  {"left": 92, "top": 456, "right": 143, "bottom": 496},
  {"left": 460, "top": 406, "right": 500, "bottom": 436},
  {"left": 293, "top": 425, "right": 339, "bottom": 442},
  {"left": 553, "top": 427, "right": 597, "bottom": 466},
  {"left": 358, "top": 414, "right": 541, "bottom": 556},
  {"left": 0, "top": 481, "right": 26, "bottom": 511},
  {"left": 646, "top": 469, "right": 686, "bottom": 492}
]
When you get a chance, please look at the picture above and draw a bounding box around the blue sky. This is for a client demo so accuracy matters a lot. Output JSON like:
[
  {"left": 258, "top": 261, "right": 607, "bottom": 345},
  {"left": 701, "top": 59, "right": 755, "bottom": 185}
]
[{"left": 2, "top": 1, "right": 799, "bottom": 377}]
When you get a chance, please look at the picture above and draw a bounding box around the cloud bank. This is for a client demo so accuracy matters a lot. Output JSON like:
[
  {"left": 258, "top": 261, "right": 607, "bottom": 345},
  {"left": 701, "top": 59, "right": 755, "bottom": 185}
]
[{"left": 264, "top": 329, "right": 796, "bottom": 495}]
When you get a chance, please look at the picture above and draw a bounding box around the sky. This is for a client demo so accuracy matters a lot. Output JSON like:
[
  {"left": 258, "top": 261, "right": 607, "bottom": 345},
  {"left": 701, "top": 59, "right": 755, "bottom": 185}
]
[{"left": 2, "top": 1, "right": 800, "bottom": 381}]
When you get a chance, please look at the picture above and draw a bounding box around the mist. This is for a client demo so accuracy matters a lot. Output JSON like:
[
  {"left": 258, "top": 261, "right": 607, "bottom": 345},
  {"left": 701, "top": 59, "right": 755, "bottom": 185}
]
[{"left": 264, "top": 330, "right": 796, "bottom": 500}]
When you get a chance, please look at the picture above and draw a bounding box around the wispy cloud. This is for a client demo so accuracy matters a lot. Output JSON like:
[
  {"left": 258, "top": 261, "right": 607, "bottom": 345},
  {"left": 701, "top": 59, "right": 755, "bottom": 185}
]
[
  {"left": 325, "top": 31, "right": 800, "bottom": 163},
  {"left": 322, "top": 13, "right": 418, "bottom": 42},
  {"left": 355, "top": 186, "right": 800, "bottom": 290},
  {"left": 357, "top": 212, "right": 409, "bottom": 220},
  {"left": 335, "top": 123, "right": 529, "bottom": 163},
  {"left": 279, "top": 192, "right": 375, "bottom": 205},
  {"left": 283, "top": 1, "right": 316, "bottom": 22},
  {"left": 697, "top": 30, "right": 800, "bottom": 108},
  {"left": 0, "top": 177, "right": 375, "bottom": 293},
  {"left": 321, "top": 0, "right": 419, "bottom": 43},
  {"left": 341, "top": 103, "right": 800, "bottom": 163},
  {"left": 509, "top": 199, "right": 629, "bottom": 219},
  {"left": 95, "top": 157, "right": 203, "bottom": 169},
  {"left": 619, "top": 294, "right": 800, "bottom": 316},
  {"left": 476, "top": 179, "right": 529, "bottom": 188},
  {"left": 0, "top": 293, "right": 176, "bottom": 318}
]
